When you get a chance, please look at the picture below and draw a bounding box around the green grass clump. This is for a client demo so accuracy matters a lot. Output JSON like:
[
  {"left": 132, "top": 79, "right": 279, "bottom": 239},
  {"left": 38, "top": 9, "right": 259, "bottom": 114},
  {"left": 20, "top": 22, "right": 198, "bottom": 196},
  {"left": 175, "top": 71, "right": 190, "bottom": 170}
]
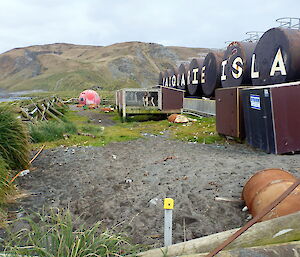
[
  {"left": 170, "top": 116, "right": 224, "bottom": 144},
  {"left": 4, "top": 209, "right": 141, "bottom": 256},
  {"left": 0, "top": 106, "right": 30, "bottom": 170},
  {"left": 101, "top": 126, "right": 141, "bottom": 144},
  {"left": 81, "top": 124, "right": 104, "bottom": 135},
  {"left": 29, "top": 121, "right": 77, "bottom": 143},
  {"left": 0, "top": 156, "right": 12, "bottom": 227},
  {"left": 0, "top": 156, "right": 9, "bottom": 204}
]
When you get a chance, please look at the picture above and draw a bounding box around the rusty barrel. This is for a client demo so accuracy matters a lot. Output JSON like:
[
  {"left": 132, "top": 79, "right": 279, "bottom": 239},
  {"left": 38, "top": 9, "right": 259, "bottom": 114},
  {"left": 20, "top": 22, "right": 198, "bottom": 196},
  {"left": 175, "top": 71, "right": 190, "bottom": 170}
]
[
  {"left": 221, "top": 41, "right": 256, "bottom": 88},
  {"left": 202, "top": 51, "right": 224, "bottom": 97},
  {"left": 252, "top": 27, "right": 300, "bottom": 86},
  {"left": 178, "top": 63, "right": 189, "bottom": 90},
  {"left": 187, "top": 58, "right": 204, "bottom": 96},
  {"left": 242, "top": 168, "right": 300, "bottom": 221},
  {"left": 158, "top": 71, "right": 164, "bottom": 86}
]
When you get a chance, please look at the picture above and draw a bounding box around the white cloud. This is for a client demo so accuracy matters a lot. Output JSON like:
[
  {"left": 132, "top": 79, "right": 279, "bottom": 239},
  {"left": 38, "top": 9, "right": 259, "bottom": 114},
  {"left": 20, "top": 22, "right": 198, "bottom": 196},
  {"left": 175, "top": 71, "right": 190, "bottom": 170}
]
[{"left": 0, "top": 0, "right": 299, "bottom": 53}]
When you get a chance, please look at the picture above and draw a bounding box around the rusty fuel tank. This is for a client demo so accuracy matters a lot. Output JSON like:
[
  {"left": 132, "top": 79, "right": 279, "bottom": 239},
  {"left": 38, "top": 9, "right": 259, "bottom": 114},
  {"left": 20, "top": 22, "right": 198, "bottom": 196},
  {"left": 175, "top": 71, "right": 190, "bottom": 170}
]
[
  {"left": 242, "top": 168, "right": 300, "bottom": 221},
  {"left": 201, "top": 51, "right": 224, "bottom": 97},
  {"left": 221, "top": 41, "right": 256, "bottom": 88},
  {"left": 177, "top": 63, "right": 189, "bottom": 91},
  {"left": 187, "top": 58, "right": 204, "bottom": 96},
  {"left": 163, "top": 69, "right": 171, "bottom": 87},
  {"left": 169, "top": 67, "right": 179, "bottom": 88},
  {"left": 252, "top": 27, "right": 300, "bottom": 86},
  {"left": 158, "top": 71, "right": 164, "bottom": 86}
]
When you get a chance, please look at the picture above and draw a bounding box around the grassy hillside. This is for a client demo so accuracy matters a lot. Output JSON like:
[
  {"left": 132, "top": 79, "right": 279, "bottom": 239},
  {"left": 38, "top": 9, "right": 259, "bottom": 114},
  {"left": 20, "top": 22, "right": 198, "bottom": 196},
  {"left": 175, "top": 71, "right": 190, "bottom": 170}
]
[{"left": 0, "top": 42, "right": 211, "bottom": 92}]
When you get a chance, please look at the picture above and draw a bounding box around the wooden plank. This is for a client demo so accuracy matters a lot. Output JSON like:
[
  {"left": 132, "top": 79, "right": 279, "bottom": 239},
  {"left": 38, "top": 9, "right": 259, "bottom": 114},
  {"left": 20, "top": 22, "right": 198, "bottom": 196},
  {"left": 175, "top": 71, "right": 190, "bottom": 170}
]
[
  {"left": 36, "top": 103, "right": 47, "bottom": 121},
  {"left": 45, "top": 109, "right": 63, "bottom": 122},
  {"left": 49, "top": 106, "right": 64, "bottom": 116},
  {"left": 179, "top": 241, "right": 300, "bottom": 257},
  {"left": 138, "top": 211, "right": 300, "bottom": 257}
]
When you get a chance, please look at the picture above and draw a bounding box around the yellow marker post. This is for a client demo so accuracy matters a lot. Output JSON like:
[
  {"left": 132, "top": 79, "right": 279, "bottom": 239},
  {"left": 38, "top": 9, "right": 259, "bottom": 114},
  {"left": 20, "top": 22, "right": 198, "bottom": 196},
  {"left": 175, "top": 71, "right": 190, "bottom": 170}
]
[{"left": 164, "top": 198, "right": 174, "bottom": 246}]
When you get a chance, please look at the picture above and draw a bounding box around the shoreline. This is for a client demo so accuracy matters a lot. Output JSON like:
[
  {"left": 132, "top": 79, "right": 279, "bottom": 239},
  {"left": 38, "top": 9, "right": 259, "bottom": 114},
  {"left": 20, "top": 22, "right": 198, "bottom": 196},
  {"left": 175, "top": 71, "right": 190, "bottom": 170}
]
[{"left": 0, "top": 89, "right": 46, "bottom": 102}]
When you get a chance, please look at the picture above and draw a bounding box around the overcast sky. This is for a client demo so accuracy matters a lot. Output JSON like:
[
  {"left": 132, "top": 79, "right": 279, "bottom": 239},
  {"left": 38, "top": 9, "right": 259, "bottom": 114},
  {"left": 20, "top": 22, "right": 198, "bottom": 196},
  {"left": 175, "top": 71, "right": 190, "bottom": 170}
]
[{"left": 0, "top": 0, "right": 299, "bottom": 54}]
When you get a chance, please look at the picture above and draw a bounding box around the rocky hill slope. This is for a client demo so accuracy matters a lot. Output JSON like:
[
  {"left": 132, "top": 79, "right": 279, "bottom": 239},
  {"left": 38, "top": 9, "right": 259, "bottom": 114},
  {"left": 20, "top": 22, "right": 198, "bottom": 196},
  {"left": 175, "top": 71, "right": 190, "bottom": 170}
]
[{"left": 0, "top": 42, "right": 210, "bottom": 92}]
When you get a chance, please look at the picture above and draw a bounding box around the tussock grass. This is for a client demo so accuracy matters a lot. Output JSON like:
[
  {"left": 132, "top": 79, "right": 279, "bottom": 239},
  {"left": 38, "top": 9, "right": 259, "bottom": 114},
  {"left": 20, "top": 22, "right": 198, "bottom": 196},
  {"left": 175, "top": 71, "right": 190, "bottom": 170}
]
[
  {"left": 29, "top": 121, "right": 77, "bottom": 143},
  {"left": 4, "top": 209, "right": 141, "bottom": 256},
  {"left": 0, "top": 156, "right": 9, "bottom": 205},
  {"left": 0, "top": 107, "right": 27, "bottom": 225},
  {"left": 0, "top": 106, "right": 30, "bottom": 170}
]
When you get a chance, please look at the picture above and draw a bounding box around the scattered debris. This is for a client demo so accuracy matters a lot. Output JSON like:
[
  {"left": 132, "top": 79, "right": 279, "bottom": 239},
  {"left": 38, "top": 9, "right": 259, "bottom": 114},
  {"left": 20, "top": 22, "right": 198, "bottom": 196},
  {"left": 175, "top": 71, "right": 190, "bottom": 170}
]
[
  {"left": 29, "top": 145, "right": 45, "bottom": 164},
  {"left": 63, "top": 134, "right": 70, "bottom": 139},
  {"left": 19, "top": 169, "right": 30, "bottom": 177},
  {"left": 154, "top": 155, "right": 177, "bottom": 164},
  {"left": 88, "top": 104, "right": 98, "bottom": 109},
  {"left": 175, "top": 175, "right": 189, "bottom": 181},
  {"left": 215, "top": 197, "right": 244, "bottom": 203},
  {"left": 112, "top": 154, "right": 117, "bottom": 159},
  {"left": 168, "top": 114, "right": 189, "bottom": 123},
  {"left": 147, "top": 234, "right": 161, "bottom": 239},
  {"left": 246, "top": 214, "right": 253, "bottom": 220},
  {"left": 100, "top": 107, "right": 114, "bottom": 112},
  {"left": 77, "top": 132, "right": 96, "bottom": 138},
  {"left": 10, "top": 145, "right": 45, "bottom": 184},
  {"left": 125, "top": 179, "right": 133, "bottom": 184},
  {"left": 242, "top": 206, "right": 249, "bottom": 212},
  {"left": 19, "top": 97, "right": 65, "bottom": 123},
  {"left": 208, "top": 181, "right": 221, "bottom": 187},
  {"left": 163, "top": 156, "right": 176, "bottom": 161},
  {"left": 142, "top": 133, "right": 156, "bottom": 137},
  {"left": 149, "top": 197, "right": 160, "bottom": 206}
]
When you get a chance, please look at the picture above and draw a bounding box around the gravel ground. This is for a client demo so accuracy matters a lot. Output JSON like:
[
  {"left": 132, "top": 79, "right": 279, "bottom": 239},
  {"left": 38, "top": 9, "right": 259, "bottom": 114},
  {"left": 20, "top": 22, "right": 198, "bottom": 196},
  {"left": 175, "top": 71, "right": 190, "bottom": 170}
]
[{"left": 14, "top": 136, "right": 300, "bottom": 247}]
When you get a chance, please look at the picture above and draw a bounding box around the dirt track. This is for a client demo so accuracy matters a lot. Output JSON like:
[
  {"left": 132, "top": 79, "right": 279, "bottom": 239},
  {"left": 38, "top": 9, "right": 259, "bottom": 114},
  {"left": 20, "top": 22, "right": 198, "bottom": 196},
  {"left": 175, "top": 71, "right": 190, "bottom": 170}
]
[{"left": 15, "top": 133, "right": 300, "bottom": 247}]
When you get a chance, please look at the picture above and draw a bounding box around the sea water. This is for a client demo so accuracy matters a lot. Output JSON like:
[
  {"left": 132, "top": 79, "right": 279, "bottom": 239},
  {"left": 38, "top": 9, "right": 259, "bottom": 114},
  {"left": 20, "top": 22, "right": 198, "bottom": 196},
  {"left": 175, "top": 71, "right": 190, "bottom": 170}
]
[{"left": 0, "top": 90, "right": 45, "bottom": 102}]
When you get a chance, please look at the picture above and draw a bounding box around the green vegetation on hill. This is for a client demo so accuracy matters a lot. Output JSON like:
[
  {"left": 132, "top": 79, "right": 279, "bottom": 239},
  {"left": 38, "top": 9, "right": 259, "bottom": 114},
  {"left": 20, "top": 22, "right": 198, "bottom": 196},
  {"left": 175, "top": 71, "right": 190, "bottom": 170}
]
[
  {"left": 0, "top": 42, "right": 211, "bottom": 92},
  {"left": 4, "top": 70, "right": 140, "bottom": 92}
]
